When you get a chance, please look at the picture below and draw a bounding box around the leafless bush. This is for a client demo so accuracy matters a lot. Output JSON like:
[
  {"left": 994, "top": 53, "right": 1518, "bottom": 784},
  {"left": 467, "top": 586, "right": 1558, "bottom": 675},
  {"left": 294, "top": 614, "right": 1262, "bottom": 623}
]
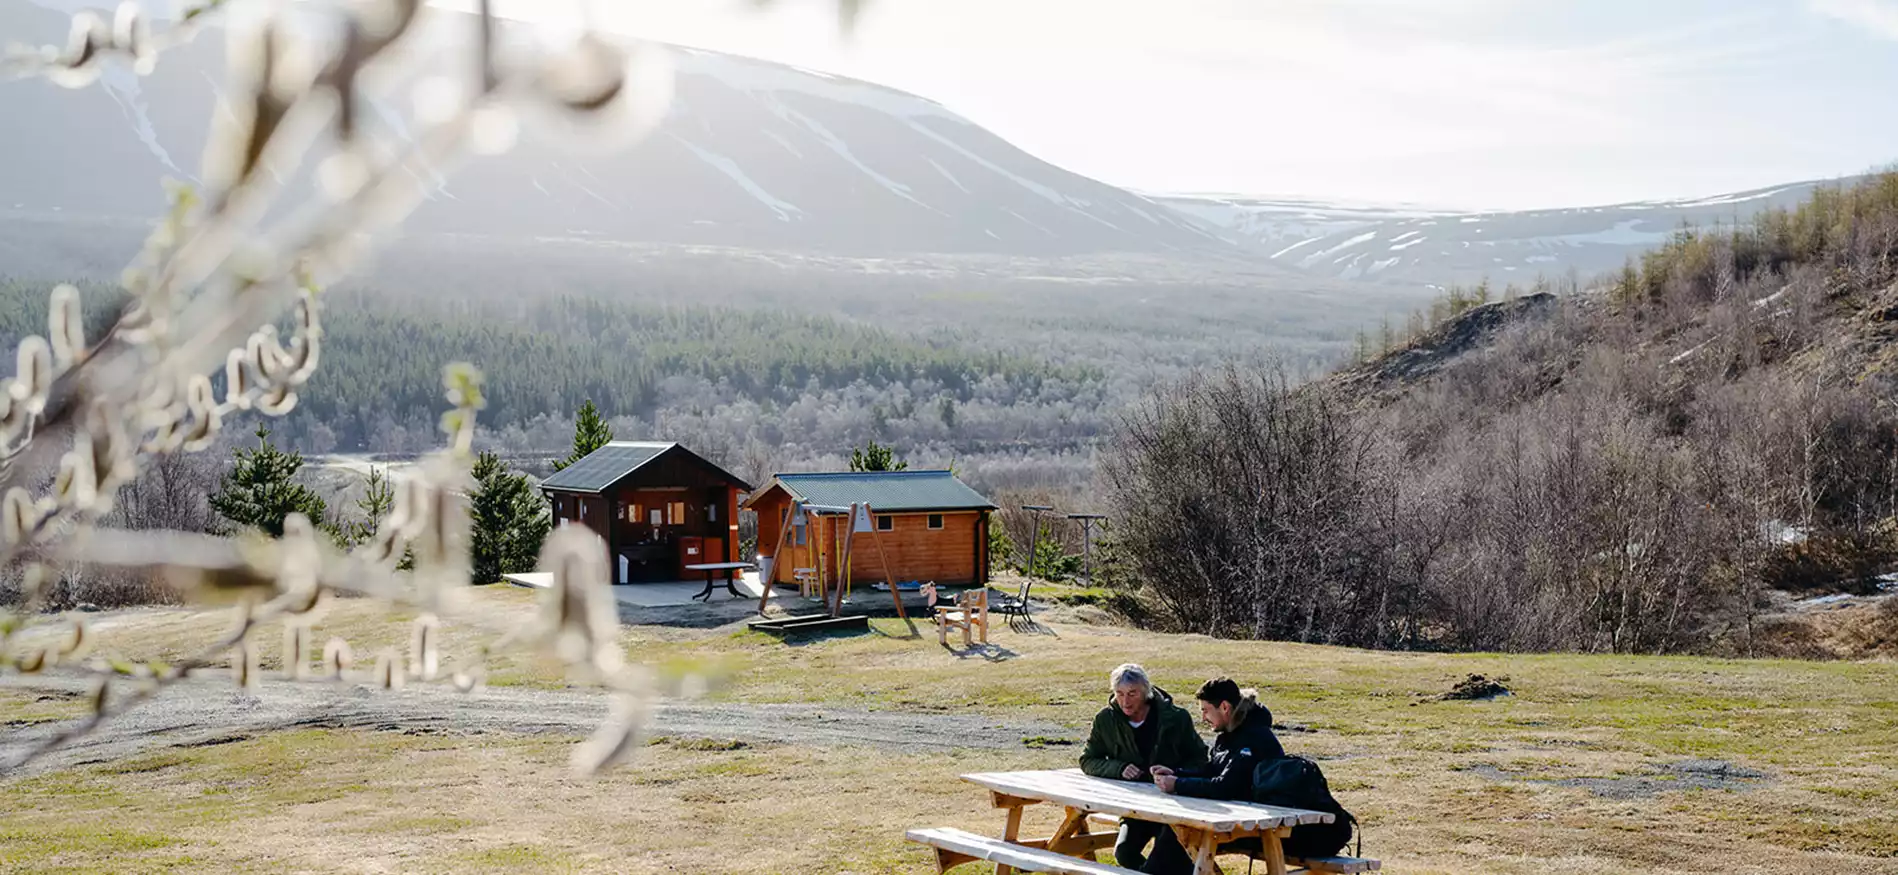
[
  {"left": 1103, "top": 365, "right": 1400, "bottom": 645},
  {"left": 1107, "top": 265, "right": 1898, "bottom": 654}
]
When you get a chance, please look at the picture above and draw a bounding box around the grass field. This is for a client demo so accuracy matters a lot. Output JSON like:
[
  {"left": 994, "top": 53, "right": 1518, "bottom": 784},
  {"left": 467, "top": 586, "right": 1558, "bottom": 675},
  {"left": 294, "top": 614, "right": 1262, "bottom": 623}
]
[{"left": 3, "top": 587, "right": 1896, "bottom": 874}]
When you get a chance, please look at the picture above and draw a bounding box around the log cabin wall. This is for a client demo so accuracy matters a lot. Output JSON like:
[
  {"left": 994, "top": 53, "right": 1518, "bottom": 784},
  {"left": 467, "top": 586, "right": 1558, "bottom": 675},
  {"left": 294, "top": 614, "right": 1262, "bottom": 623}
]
[
  {"left": 747, "top": 493, "right": 986, "bottom": 587},
  {"left": 849, "top": 511, "right": 983, "bottom": 585}
]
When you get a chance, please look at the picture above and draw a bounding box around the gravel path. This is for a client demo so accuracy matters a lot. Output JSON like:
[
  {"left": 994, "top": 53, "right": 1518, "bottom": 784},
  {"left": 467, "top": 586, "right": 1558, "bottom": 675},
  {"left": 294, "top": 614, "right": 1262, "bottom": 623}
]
[{"left": 1, "top": 673, "right": 1073, "bottom": 776}]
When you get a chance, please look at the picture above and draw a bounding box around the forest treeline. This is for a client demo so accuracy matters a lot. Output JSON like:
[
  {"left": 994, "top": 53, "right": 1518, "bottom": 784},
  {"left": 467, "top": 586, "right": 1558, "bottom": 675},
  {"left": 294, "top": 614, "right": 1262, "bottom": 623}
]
[{"left": 0, "top": 282, "right": 1109, "bottom": 482}]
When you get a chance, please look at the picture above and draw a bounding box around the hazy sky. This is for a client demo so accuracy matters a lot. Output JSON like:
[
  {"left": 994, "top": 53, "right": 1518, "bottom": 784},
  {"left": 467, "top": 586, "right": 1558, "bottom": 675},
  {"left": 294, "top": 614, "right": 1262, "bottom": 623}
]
[{"left": 500, "top": 0, "right": 1898, "bottom": 210}]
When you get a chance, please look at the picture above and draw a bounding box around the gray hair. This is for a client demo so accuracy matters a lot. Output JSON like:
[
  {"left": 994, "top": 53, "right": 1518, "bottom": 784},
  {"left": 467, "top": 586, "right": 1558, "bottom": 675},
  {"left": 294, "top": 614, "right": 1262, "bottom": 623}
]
[{"left": 1110, "top": 663, "right": 1154, "bottom": 698}]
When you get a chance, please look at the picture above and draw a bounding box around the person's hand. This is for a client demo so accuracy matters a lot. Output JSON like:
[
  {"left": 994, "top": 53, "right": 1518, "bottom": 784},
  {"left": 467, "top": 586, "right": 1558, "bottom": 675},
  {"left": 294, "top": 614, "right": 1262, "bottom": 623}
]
[
  {"left": 1149, "top": 765, "right": 1174, "bottom": 778},
  {"left": 1153, "top": 772, "right": 1177, "bottom": 794},
  {"left": 1121, "top": 764, "right": 1142, "bottom": 780}
]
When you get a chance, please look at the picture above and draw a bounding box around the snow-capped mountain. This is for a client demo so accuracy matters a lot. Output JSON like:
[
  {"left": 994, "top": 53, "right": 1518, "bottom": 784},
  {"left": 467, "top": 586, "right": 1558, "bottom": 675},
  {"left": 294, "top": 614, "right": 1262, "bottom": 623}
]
[
  {"left": 1151, "top": 180, "right": 1855, "bottom": 287},
  {"left": 0, "top": 0, "right": 1225, "bottom": 257}
]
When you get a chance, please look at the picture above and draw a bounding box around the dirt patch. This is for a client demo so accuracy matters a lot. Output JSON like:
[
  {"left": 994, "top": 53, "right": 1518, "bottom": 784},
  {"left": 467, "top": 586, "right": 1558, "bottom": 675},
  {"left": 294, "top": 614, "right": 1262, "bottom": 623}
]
[
  {"left": 1422, "top": 673, "right": 1512, "bottom": 703},
  {"left": 0, "top": 672, "right": 1072, "bottom": 776},
  {"left": 1467, "top": 758, "right": 1769, "bottom": 799}
]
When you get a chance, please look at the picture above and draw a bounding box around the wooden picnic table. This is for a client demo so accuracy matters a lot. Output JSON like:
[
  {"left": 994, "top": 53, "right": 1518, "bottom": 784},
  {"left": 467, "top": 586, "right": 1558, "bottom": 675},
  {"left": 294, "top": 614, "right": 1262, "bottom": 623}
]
[
  {"left": 684, "top": 561, "right": 753, "bottom": 601},
  {"left": 958, "top": 768, "right": 1333, "bottom": 875}
]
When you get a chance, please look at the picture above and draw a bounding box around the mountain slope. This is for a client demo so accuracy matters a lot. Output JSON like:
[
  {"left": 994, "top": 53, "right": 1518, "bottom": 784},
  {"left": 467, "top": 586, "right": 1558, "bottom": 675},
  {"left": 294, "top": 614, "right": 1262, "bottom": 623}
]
[
  {"left": 0, "top": 0, "right": 1223, "bottom": 256},
  {"left": 1155, "top": 179, "right": 1862, "bottom": 288}
]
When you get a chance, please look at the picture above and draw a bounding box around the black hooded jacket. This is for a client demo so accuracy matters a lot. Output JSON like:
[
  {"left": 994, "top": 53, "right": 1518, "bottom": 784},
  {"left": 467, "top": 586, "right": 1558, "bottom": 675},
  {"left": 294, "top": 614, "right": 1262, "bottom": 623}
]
[{"left": 1172, "top": 695, "right": 1284, "bottom": 801}]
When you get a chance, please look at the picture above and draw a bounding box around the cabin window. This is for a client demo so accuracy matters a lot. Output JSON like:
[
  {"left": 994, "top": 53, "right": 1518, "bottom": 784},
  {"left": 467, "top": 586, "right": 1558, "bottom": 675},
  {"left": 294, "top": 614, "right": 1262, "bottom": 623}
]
[
  {"left": 927, "top": 514, "right": 944, "bottom": 530},
  {"left": 668, "top": 501, "right": 686, "bottom": 525},
  {"left": 877, "top": 515, "right": 893, "bottom": 532},
  {"left": 708, "top": 503, "right": 718, "bottom": 523},
  {"left": 649, "top": 508, "right": 663, "bottom": 526},
  {"left": 794, "top": 522, "right": 807, "bottom": 546},
  {"left": 578, "top": 502, "right": 587, "bottom": 519}
]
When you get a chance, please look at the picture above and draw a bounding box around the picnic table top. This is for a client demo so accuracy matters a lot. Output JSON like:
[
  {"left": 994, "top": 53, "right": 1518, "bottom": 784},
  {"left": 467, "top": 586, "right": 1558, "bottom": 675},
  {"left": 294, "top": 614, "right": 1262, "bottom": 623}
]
[
  {"left": 961, "top": 768, "right": 1333, "bottom": 833},
  {"left": 683, "top": 561, "right": 755, "bottom": 571}
]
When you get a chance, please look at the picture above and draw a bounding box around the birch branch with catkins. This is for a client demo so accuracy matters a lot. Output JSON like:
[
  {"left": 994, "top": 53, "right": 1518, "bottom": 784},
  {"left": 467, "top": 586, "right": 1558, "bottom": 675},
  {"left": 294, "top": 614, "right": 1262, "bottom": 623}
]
[{"left": 0, "top": 0, "right": 885, "bottom": 778}]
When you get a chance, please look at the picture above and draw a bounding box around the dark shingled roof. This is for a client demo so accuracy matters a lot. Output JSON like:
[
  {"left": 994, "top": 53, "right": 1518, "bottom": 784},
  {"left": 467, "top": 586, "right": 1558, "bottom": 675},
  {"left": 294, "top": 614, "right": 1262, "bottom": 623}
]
[
  {"left": 537, "top": 442, "right": 704, "bottom": 493},
  {"left": 762, "top": 470, "right": 996, "bottom": 513}
]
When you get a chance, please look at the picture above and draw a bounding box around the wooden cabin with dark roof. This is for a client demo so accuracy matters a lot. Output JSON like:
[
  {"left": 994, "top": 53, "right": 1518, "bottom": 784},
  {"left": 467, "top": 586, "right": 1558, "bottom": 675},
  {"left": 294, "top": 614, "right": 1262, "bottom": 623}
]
[
  {"left": 538, "top": 442, "right": 753, "bottom": 585},
  {"left": 742, "top": 470, "right": 998, "bottom": 589}
]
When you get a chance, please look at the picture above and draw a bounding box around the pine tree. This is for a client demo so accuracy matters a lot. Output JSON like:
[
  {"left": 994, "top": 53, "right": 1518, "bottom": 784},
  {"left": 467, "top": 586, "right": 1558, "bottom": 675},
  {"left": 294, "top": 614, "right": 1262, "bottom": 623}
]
[
  {"left": 552, "top": 399, "right": 613, "bottom": 471},
  {"left": 469, "top": 451, "right": 551, "bottom": 584},
  {"left": 849, "top": 440, "right": 908, "bottom": 472},
  {"left": 338, "top": 466, "right": 395, "bottom": 549},
  {"left": 340, "top": 466, "right": 415, "bottom": 568},
  {"left": 209, "top": 425, "right": 331, "bottom": 538}
]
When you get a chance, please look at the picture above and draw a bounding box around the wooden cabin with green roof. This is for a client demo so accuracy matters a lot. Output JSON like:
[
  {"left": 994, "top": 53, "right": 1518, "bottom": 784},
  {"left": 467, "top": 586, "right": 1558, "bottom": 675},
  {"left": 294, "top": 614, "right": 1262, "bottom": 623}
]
[
  {"left": 742, "top": 470, "right": 998, "bottom": 589},
  {"left": 538, "top": 441, "right": 753, "bottom": 584}
]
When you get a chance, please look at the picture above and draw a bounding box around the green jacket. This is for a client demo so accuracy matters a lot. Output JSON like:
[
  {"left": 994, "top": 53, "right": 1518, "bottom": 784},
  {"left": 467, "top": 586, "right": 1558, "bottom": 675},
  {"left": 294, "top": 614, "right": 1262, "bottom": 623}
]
[{"left": 1079, "top": 685, "right": 1209, "bottom": 780}]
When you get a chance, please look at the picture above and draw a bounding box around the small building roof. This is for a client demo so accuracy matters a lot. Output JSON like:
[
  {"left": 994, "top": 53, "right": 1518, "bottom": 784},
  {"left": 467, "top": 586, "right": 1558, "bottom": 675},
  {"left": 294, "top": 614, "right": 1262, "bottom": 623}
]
[
  {"left": 539, "top": 441, "right": 751, "bottom": 494},
  {"left": 749, "top": 470, "right": 997, "bottom": 514}
]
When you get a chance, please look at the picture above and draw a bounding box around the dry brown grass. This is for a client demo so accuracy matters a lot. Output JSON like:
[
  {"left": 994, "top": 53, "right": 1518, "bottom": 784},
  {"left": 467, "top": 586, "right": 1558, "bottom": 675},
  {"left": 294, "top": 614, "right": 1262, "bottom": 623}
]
[{"left": 4, "top": 586, "right": 1897, "bottom": 874}]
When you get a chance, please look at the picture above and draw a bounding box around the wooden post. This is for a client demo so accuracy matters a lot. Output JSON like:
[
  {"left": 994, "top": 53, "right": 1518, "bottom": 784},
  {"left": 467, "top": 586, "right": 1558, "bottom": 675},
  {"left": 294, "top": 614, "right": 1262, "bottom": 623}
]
[
  {"left": 755, "top": 503, "right": 795, "bottom": 615},
  {"left": 835, "top": 511, "right": 854, "bottom": 618},
  {"left": 866, "top": 504, "right": 907, "bottom": 620},
  {"left": 827, "top": 512, "right": 844, "bottom": 617}
]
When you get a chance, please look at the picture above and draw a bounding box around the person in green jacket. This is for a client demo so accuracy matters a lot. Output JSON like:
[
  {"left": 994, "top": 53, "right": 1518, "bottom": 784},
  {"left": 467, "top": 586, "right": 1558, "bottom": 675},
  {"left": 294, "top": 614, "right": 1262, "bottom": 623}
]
[{"left": 1079, "top": 663, "right": 1209, "bottom": 872}]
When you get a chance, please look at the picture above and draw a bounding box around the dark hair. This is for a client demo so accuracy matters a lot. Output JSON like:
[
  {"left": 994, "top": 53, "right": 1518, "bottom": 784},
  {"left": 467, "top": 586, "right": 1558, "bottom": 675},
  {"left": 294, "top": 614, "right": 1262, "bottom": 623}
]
[{"left": 1195, "top": 677, "right": 1242, "bottom": 706}]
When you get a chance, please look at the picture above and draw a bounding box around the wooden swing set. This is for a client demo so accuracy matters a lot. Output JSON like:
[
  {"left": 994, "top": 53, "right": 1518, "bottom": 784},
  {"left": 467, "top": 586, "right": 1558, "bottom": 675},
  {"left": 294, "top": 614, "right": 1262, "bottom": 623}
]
[{"left": 752, "top": 500, "right": 908, "bottom": 623}]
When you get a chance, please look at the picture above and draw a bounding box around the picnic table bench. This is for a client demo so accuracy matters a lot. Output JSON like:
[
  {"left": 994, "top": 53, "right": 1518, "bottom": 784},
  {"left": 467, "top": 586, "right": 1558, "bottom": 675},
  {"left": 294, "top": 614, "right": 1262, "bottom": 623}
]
[{"left": 907, "top": 768, "right": 1379, "bottom": 875}]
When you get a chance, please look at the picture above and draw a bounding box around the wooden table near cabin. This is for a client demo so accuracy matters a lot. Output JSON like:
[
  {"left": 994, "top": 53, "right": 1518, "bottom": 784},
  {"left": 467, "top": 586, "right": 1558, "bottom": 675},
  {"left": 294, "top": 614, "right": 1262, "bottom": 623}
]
[
  {"left": 685, "top": 561, "right": 754, "bottom": 601},
  {"left": 952, "top": 768, "right": 1333, "bottom": 875}
]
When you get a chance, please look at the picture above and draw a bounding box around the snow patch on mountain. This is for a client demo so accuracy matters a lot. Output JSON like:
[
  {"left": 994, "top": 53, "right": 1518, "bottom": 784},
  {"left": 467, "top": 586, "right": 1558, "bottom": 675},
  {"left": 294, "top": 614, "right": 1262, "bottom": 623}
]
[
  {"left": 95, "top": 65, "right": 183, "bottom": 176},
  {"left": 1536, "top": 220, "right": 1668, "bottom": 248},
  {"left": 671, "top": 135, "right": 804, "bottom": 221},
  {"left": 904, "top": 118, "right": 1067, "bottom": 208},
  {"left": 775, "top": 103, "right": 936, "bottom": 213},
  {"left": 927, "top": 157, "right": 968, "bottom": 193}
]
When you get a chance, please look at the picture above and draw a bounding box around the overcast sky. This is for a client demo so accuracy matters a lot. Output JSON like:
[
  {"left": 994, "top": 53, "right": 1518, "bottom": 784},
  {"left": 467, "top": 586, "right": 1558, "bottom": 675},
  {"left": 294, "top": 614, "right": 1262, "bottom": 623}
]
[{"left": 495, "top": 0, "right": 1898, "bottom": 210}]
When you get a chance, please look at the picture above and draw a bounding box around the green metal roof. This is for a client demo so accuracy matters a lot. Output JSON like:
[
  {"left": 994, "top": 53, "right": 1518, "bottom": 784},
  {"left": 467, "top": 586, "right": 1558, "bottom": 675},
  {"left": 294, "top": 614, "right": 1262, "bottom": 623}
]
[
  {"left": 536, "top": 441, "right": 731, "bottom": 493},
  {"left": 766, "top": 470, "right": 996, "bottom": 513}
]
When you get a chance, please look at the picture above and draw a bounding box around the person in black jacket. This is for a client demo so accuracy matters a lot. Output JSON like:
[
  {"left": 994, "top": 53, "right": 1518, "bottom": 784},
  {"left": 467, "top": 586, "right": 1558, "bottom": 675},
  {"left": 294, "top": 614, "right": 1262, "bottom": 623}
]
[
  {"left": 1153, "top": 677, "right": 1285, "bottom": 799},
  {"left": 1146, "top": 678, "right": 1286, "bottom": 873}
]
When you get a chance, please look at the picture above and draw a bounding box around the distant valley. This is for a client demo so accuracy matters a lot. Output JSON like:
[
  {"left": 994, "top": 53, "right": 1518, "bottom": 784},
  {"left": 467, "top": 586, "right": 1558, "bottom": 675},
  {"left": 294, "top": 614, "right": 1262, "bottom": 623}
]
[{"left": 1154, "top": 178, "right": 1859, "bottom": 288}]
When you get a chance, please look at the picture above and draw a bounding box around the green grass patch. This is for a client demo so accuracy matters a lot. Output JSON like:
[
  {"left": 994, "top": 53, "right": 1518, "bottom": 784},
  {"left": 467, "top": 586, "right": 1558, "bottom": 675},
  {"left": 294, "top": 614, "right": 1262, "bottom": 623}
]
[{"left": 447, "top": 844, "right": 577, "bottom": 871}]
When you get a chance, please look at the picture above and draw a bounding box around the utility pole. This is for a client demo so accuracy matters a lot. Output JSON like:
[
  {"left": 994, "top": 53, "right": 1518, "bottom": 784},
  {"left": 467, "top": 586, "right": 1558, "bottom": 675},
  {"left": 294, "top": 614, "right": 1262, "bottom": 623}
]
[
  {"left": 1066, "top": 513, "right": 1107, "bottom": 584},
  {"left": 1020, "top": 504, "right": 1053, "bottom": 578}
]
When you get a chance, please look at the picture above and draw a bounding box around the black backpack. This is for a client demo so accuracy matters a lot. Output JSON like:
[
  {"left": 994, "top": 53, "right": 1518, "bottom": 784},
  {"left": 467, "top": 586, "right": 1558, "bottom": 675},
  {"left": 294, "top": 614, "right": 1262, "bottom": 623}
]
[{"left": 1249, "top": 755, "right": 1357, "bottom": 859}]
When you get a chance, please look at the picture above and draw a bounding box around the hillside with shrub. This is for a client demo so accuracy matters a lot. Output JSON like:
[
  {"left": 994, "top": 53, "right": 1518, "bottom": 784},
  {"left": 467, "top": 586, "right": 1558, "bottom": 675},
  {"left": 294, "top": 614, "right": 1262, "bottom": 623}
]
[{"left": 1105, "top": 172, "right": 1898, "bottom": 658}]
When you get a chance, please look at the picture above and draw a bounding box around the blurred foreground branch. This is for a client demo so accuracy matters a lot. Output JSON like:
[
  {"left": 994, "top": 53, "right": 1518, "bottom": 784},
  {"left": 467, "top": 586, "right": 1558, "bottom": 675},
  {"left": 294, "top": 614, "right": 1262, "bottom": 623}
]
[{"left": 0, "top": 0, "right": 867, "bottom": 776}]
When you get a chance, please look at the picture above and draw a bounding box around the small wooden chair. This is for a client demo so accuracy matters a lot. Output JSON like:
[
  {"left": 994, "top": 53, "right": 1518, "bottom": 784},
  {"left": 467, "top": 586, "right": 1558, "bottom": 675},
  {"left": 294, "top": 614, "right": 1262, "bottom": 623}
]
[
  {"left": 792, "top": 567, "right": 819, "bottom": 598},
  {"left": 934, "top": 587, "right": 989, "bottom": 647}
]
